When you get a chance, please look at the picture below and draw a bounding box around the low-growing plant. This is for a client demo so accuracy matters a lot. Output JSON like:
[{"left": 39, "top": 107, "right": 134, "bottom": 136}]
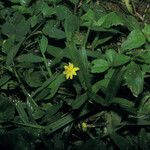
[{"left": 0, "top": 0, "right": 150, "bottom": 149}]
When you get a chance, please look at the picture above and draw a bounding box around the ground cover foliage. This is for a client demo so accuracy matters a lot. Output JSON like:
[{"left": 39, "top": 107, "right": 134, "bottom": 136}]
[{"left": 0, "top": 0, "right": 150, "bottom": 149}]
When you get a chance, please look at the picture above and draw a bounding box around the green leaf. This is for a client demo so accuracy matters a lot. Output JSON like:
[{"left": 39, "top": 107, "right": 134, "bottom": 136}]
[
  {"left": 140, "top": 51, "right": 150, "bottom": 64},
  {"left": 124, "top": 15, "right": 140, "bottom": 31},
  {"left": 94, "top": 12, "right": 124, "bottom": 28},
  {"left": 64, "top": 14, "right": 79, "bottom": 41},
  {"left": 6, "top": 40, "right": 23, "bottom": 66},
  {"left": 46, "top": 107, "right": 90, "bottom": 134},
  {"left": 29, "top": 15, "right": 38, "bottom": 27},
  {"left": 138, "top": 128, "right": 150, "bottom": 149},
  {"left": 142, "top": 24, "right": 150, "bottom": 42},
  {"left": 88, "top": 91, "right": 106, "bottom": 106},
  {"left": 124, "top": 62, "right": 144, "bottom": 97},
  {"left": 46, "top": 74, "right": 65, "bottom": 99},
  {"left": 106, "top": 49, "right": 130, "bottom": 67},
  {"left": 24, "top": 70, "right": 44, "bottom": 87},
  {"left": 34, "top": 88, "right": 50, "bottom": 101},
  {"left": 110, "top": 97, "right": 135, "bottom": 113},
  {"left": 91, "top": 59, "right": 109, "bottom": 73},
  {"left": 11, "top": 0, "right": 31, "bottom": 6},
  {"left": 66, "top": 44, "right": 91, "bottom": 90},
  {"left": 110, "top": 132, "right": 131, "bottom": 150},
  {"left": 43, "top": 22, "right": 66, "bottom": 39},
  {"left": 39, "top": 36, "right": 48, "bottom": 54},
  {"left": 42, "top": 103, "right": 63, "bottom": 123},
  {"left": 42, "top": 3, "right": 56, "bottom": 17},
  {"left": 1, "top": 14, "right": 30, "bottom": 41},
  {"left": 106, "top": 67, "right": 125, "bottom": 102},
  {"left": 141, "top": 64, "right": 150, "bottom": 73},
  {"left": 0, "top": 75, "right": 11, "bottom": 87},
  {"left": 71, "top": 93, "right": 87, "bottom": 109},
  {"left": 0, "top": 95, "right": 15, "bottom": 121},
  {"left": 15, "top": 102, "right": 29, "bottom": 124},
  {"left": 81, "top": 9, "right": 95, "bottom": 26},
  {"left": 17, "top": 53, "right": 44, "bottom": 63},
  {"left": 2, "top": 36, "right": 23, "bottom": 66},
  {"left": 121, "top": 29, "right": 146, "bottom": 50},
  {"left": 55, "top": 5, "right": 71, "bottom": 20},
  {"left": 46, "top": 45, "right": 63, "bottom": 57}
]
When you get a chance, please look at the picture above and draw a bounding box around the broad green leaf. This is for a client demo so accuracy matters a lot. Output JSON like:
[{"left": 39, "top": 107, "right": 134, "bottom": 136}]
[
  {"left": 43, "top": 22, "right": 66, "bottom": 39},
  {"left": 64, "top": 14, "right": 79, "bottom": 41},
  {"left": 46, "top": 45, "right": 63, "bottom": 57},
  {"left": 81, "top": 9, "right": 95, "bottom": 26},
  {"left": 17, "top": 53, "right": 44, "bottom": 63},
  {"left": 39, "top": 36, "right": 48, "bottom": 54},
  {"left": 2, "top": 36, "right": 15, "bottom": 54},
  {"left": 1, "top": 14, "right": 30, "bottom": 41},
  {"left": 123, "top": 15, "right": 141, "bottom": 31},
  {"left": 124, "top": 62, "right": 144, "bottom": 97},
  {"left": 6, "top": 40, "right": 23, "bottom": 66},
  {"left": 24, "top": 70, "right": 44, "bottom": 87},
  {"left": 121, "top": 29, "right": 146, "bottom": 50},
  {"left": 142, "top": 24, "right": 150, "bottom": 42},
  {"left": 55, "top": 5, "right": 71, "bottom": 20},
  {"left": 141, "top": 64, "right": 150, "bottom": 73},
  {"left": 42, "top": 3, "right": 56, "bottom": 17},
  {"left": 94, "top": 12, "right": 124, "bottom": 28},
  {"left": 2, "top": 36, "right": 22, "bottom": 66},
  {"left": 106, "top": 49, "right": 130, "bottom": 66},
  {"left": 140, "top": 51, "right": 150, "bottom": 64},
  {"left": 138, "top": 92, "right": 150, "bottom": 115},
  {"left": 29, "top": 15, "right": 38, "bottom": 27},
  {"left": 91, "top": 59, "right": 109, "bottom": 73}
]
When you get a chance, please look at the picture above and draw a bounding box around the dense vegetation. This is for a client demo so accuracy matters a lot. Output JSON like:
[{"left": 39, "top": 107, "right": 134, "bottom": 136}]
[{"left": 0, "top": 0, "right": 150, "bottom": 149}]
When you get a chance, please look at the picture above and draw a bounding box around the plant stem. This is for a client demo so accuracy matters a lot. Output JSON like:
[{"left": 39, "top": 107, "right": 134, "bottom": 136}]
[
  {"left": 83, "top": 26, "right": 91, "bottom": 48},
  {"left": 42, "top": 53, "right": 52, "bottom": 77}
]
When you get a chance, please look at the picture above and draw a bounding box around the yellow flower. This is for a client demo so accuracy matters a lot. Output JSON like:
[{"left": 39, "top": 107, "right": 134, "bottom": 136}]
[
  {"left": 63, "top": 62, "right": 80, "bottom": 80},
  {"left": 81, "top": 122, "right": 87, "bottom": 130}
]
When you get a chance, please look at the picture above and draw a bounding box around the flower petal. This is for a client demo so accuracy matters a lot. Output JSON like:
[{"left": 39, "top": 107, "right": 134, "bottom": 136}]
[
  {"left": 70, "top": 74, "right": 73, "bottom": 79},
  {"left": 74, "top": 67, "right": 80, "bottom": 71},
  {"left": 64, "top": 65, "right": 69, "bottom": 69},
  {"left": 66, "top": 74, "right": 70, "bottom": 79},
  {"left": 69, "top": 63, "right": 74, "bottom": 69}
]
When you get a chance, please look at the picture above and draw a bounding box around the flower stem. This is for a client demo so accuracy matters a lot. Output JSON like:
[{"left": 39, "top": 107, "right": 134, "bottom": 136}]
[{"left": 42, "top": 53, "right": 52, "bottom": 77}]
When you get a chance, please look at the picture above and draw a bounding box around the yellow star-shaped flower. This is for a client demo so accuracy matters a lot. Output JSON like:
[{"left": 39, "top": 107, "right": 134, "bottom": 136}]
[{"left": 63, "top": 62, "right": 80, "bottom": 79}]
